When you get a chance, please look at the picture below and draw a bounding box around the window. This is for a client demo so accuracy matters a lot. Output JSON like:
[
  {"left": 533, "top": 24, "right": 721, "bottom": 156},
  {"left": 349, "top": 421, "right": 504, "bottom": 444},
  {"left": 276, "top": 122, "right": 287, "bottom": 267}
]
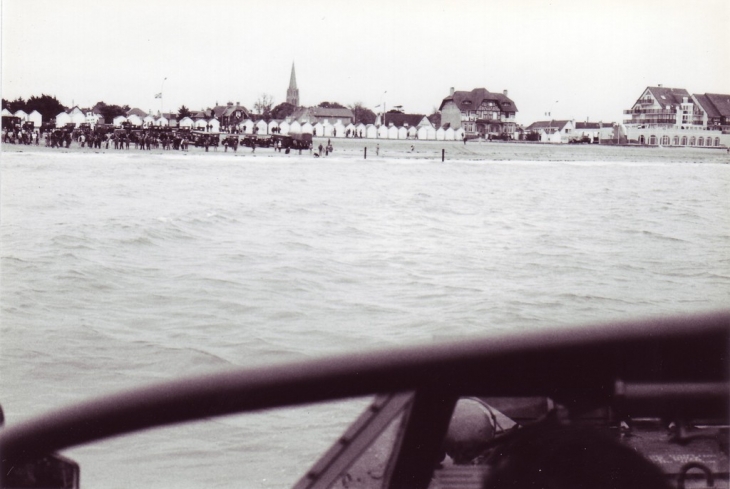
[
  {"left": 690, "top": 136, "right": 696, "bottom": 145},
  {"left": 673, "top": 136, "right": 679, "bottom": 145},
  {"left": 649, "top": 135, "right": 657, "bottom": 145},
  {"left": 698, "top": 137, "right": 704, "bottom": 146},
  {"left": 681, "top": 136, "right": 687, "bottom": 145},
  {"left": 715, "top": 137, "right": 721, "bottom": 147},
  {"left": 662, "top": 136, "right": 670, "bottom": 145}
]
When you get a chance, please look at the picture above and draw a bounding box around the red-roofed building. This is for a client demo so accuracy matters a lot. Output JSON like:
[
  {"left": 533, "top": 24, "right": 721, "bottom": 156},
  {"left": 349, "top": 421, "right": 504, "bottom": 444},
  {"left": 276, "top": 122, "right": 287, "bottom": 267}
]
[
  {"left": 623, "top": 86, "right": 701, "bottom": 128},
  {"left": 210, "top": 102, "right": 251, "bottom": 131},
  {"left": 288, "top": 106, "right": 354, "bottom": 126},
  {"left": 623, "top": 86, "right": 730, "bottom": 147},
  {"left": 126, "top": 107, "right": 148, "bottom": 118},
  {"left": 439, "top": 87, "right": 517, "bottom": 138},
  {"left": 574, "top": 121, "right": 617, "bottom": 143},
  {"left": 525, "top": 120, "right": 575, "bottom": 144},
  {"left": 693, "top": 93, "right": 730, "bottom": 130}
]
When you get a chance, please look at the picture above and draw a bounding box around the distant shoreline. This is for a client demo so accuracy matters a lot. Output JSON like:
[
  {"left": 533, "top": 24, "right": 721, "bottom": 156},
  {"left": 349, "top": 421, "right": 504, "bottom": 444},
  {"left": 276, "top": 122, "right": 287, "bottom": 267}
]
[{"left": 2, "top": 137, "right": 729, "bottom": 164}]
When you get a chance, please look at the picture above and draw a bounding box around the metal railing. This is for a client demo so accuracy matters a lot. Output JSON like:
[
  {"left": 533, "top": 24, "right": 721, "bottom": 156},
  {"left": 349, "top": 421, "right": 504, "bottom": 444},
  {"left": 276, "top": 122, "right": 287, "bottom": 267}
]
[{"left": 624, "top": 109, "right": 676, "bottom": 115}]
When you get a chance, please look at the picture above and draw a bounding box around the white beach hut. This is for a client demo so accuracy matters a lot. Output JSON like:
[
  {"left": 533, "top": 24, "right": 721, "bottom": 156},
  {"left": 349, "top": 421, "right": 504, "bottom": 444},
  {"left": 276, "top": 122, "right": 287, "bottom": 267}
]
[
  {"left": 323, "top": 121, "right": 335, "bottom": 137},
  {"left": 377, "top": 125, "right": 388, "bottom": 139},
  {"left": 255, "top": 120, "right": 268, "bottom": 135},
  {"left": 28, "top": 110, "right": 42, "bottom": 128},
  {"left": 436, "top": 127, "right": 446, "bottom": 141},
  {"left": 454, "top": 128, "right": 465, "bottom": 141},
  {"left": 178, "top": 117, "right": 194, "bottom": 129},
  {"left": 366, "top": 124, "right": 377, "bottom": 139},
  {"left": 408, "top": 126, "right": 418, "bottom": 139},
  {"left": 387, "top": 125, "right": 398, "bottom": 139},
  {"left": 398, "top": 126, "right": 408, "bottom": 140},
  {"left": 55, "top": 112, "right": 72, "bottom": 127},
  {"left": 208, "top": 119, "right": 220, "bottom": 132},
  {"left": 240, "top": 119, "right": 254, "bottom": 134},
  {"left": 345, "top": 123, "right": 356, "bottom": 137},
  {"left": 1, "top": 108, "right": 13, "bottom": 117},
  {"left": 194, "top": 119, "right": 207, "bottom": 130},
  {"left": 313, "top": 122, "right": 324, "bottom": 137},
  {"left": 68, "top": 107, "right": 86, "bottom": 126},
  {"left": 127, "top": 114, "right": 143, "bottom": 127},
  {"left": 445, "top": 127, "right": 455, "bottom": 141},
  {"left": 333, "top": 121, "right": 346, "bottom": 138},
  {"left": 417, "top": 126, "right": 430, "bottom": 140},
  {"left": 143, "top": 115, "right": 156, "bottom": 128},
  {"left": 268, "top": 120, "right": 279, "bottom": 135},
  {"left": 155, "top": 116, "right": 169, "bottom": 127},
  {"left": 14, "top": 110, "right": 28, "bottom": 121},
  {"left": 356, "top": 123, "right": 367, "bottom": 138},
  {"left": 279, "top": 120, "right": 290, "bottom": 135},
  {"left": 301, "top": 122, "right": 313, "bottom": 134},
  {"left": 112, "top": 115, "right": 127, "bottom": 127}
]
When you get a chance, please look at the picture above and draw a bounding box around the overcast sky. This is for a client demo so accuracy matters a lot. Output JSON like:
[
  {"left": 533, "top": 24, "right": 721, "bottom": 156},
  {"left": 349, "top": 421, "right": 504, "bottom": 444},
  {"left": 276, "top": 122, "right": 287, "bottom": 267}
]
[{"left": 2, "top": 0, "right": 728, "bottom": 124}]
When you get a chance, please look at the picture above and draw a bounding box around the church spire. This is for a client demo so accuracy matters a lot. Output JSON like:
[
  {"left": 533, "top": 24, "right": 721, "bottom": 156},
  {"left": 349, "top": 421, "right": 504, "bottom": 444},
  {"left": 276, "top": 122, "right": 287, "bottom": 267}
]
[{"left": 286, "top": 62, "right": 299, "bottom": 107}]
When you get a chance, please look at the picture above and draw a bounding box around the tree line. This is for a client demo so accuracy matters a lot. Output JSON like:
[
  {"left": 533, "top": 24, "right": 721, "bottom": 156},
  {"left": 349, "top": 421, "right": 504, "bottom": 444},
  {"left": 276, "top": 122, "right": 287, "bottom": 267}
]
[
  {"left": 2, "top": 95, "right": 133, "bottom": 125},
  {"left": 3, "top": 93, "right": 435, "bottom": 127}
]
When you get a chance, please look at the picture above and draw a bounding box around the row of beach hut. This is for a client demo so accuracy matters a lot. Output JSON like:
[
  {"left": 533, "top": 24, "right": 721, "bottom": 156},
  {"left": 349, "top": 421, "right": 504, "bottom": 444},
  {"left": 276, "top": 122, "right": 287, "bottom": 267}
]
[
  {"left": 12, "top": 106, "right": 467, "bottom": 141},
  {"left": 2, "top": 108, "right": 43, "bottom": 127},
  {"left": 164, "top": 117, "right": 466, "bottom": 141}
]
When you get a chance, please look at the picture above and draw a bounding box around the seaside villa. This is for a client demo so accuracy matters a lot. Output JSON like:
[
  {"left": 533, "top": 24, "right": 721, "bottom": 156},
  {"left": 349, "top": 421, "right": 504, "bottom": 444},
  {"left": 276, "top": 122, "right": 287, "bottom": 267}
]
[
  {"left": 623, "top": 86, "right": 730, "bottom": 147},
  {"left": 439, "top": 87, "right": 518, "bottom": 139}
]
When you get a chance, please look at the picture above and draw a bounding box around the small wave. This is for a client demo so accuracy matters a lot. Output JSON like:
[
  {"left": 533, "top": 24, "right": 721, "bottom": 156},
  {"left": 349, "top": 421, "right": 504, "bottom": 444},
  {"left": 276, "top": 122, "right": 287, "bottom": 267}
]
[
  {"left": 119, "top": 236, "right": 156, "bottom": 246},
  {"left": 639, "top": 230, "right": 689, "bottom": 243}
]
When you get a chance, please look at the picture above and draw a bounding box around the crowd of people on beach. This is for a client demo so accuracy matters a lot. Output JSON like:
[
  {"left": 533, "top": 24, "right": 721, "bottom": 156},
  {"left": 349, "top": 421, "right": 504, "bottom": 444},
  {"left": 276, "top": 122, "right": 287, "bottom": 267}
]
[
  {"left": 1, "top": 125, "right": 328, "bottom": 155},
  {"left": 3, "top": 127, "right": 41, "bottom": 146},
  {"left": 1, "top": 125, "right": 221, "bottom": 152}
]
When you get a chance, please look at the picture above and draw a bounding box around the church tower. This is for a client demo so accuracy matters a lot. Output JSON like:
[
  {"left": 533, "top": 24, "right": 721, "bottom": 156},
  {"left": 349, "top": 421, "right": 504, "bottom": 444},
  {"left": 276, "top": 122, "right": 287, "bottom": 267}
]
[{"left": 286, "top": 62, "right": 299, "bottom": 107}]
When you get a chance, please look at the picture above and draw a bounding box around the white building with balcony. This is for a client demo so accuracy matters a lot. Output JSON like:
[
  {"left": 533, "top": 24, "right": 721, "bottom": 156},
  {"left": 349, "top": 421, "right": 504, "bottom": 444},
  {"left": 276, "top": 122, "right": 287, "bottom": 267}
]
[{"left": 623, "top": 86, "right": 730, "bottom": 147}]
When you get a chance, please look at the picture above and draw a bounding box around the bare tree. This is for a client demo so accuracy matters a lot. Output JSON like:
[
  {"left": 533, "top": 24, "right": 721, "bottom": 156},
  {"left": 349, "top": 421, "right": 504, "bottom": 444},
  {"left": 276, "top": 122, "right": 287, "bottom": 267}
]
[
  {"left": 349, "top": 102, "right": 376, "bottom": 125},
  {"left": 253, "top": 94, "right": 274, "bottom": 120}
]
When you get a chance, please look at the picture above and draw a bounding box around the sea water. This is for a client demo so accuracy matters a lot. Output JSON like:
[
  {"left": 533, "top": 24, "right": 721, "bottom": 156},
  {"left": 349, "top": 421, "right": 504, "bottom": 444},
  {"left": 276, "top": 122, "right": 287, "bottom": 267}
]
[{"left": 2, "top": 150, "right": 729, "bottom": 488}]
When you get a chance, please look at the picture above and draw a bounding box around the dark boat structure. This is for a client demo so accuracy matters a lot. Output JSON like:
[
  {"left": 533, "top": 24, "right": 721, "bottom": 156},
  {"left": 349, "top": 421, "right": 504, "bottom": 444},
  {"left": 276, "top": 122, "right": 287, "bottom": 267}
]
[{"left": 1, "top": 311, "right": 728, "bottom": 489}]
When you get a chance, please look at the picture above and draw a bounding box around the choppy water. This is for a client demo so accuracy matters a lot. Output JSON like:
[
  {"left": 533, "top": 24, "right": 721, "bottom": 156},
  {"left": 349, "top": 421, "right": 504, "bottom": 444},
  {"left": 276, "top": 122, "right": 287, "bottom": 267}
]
[{"left": 2, "top": 150, "right": 729, "bottom": 488}]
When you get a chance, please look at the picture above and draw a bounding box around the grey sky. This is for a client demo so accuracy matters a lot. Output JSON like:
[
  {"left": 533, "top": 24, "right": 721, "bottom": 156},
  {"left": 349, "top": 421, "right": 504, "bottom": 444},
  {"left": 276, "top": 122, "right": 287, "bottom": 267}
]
[{"left": 2, "top": 0, "right": 728, "bottom": 124}]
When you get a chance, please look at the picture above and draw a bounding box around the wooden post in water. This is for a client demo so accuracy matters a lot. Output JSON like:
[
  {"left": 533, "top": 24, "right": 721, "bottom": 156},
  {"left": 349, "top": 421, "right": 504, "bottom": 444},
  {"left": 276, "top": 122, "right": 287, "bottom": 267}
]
[
  {"left": 364, "top": 147, "right": 367, "bottom": 159},
  {"left": 442, "top": 149, "right": 445, "bottom": 162}
]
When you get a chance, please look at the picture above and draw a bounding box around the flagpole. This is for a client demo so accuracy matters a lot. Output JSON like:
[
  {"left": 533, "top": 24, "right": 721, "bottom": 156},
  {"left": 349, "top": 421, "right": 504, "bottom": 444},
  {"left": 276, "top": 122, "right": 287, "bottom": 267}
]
[{"left": 160, "top": 77, "right": 167, "bottom": 114}]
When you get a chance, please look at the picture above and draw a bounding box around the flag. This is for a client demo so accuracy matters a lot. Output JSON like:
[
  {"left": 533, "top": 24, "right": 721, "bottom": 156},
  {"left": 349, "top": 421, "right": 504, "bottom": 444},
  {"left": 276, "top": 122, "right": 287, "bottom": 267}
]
[{"left": 155, "top": 93, "right": 162, "bottom": 99}]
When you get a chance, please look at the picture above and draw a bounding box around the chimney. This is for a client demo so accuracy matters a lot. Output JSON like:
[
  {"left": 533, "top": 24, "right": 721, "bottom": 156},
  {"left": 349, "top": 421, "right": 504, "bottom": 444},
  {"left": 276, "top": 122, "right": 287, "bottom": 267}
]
[
  {"left": 450, "top": 87, "right": 455, "bottom": 96},
  {"left": 503, "top": 90, "right": 508, "bottom": 96},
  {"left": 683, "top": 96, "right": 688, "bottom": 103}
]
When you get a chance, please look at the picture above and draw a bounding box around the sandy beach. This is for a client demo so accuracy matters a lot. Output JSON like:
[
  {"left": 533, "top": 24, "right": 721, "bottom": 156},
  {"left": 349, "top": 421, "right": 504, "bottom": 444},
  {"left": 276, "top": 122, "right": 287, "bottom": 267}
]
[{"left": 4, "top": 137, "right": 729, "bottom": 164}]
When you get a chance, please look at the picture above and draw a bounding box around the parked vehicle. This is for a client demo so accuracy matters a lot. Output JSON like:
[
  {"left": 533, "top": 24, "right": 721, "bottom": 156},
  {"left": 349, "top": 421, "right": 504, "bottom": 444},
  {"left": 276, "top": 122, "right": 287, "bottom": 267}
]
[{"left": 241, "top": 135, "right": 272, "bottom": 148}]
